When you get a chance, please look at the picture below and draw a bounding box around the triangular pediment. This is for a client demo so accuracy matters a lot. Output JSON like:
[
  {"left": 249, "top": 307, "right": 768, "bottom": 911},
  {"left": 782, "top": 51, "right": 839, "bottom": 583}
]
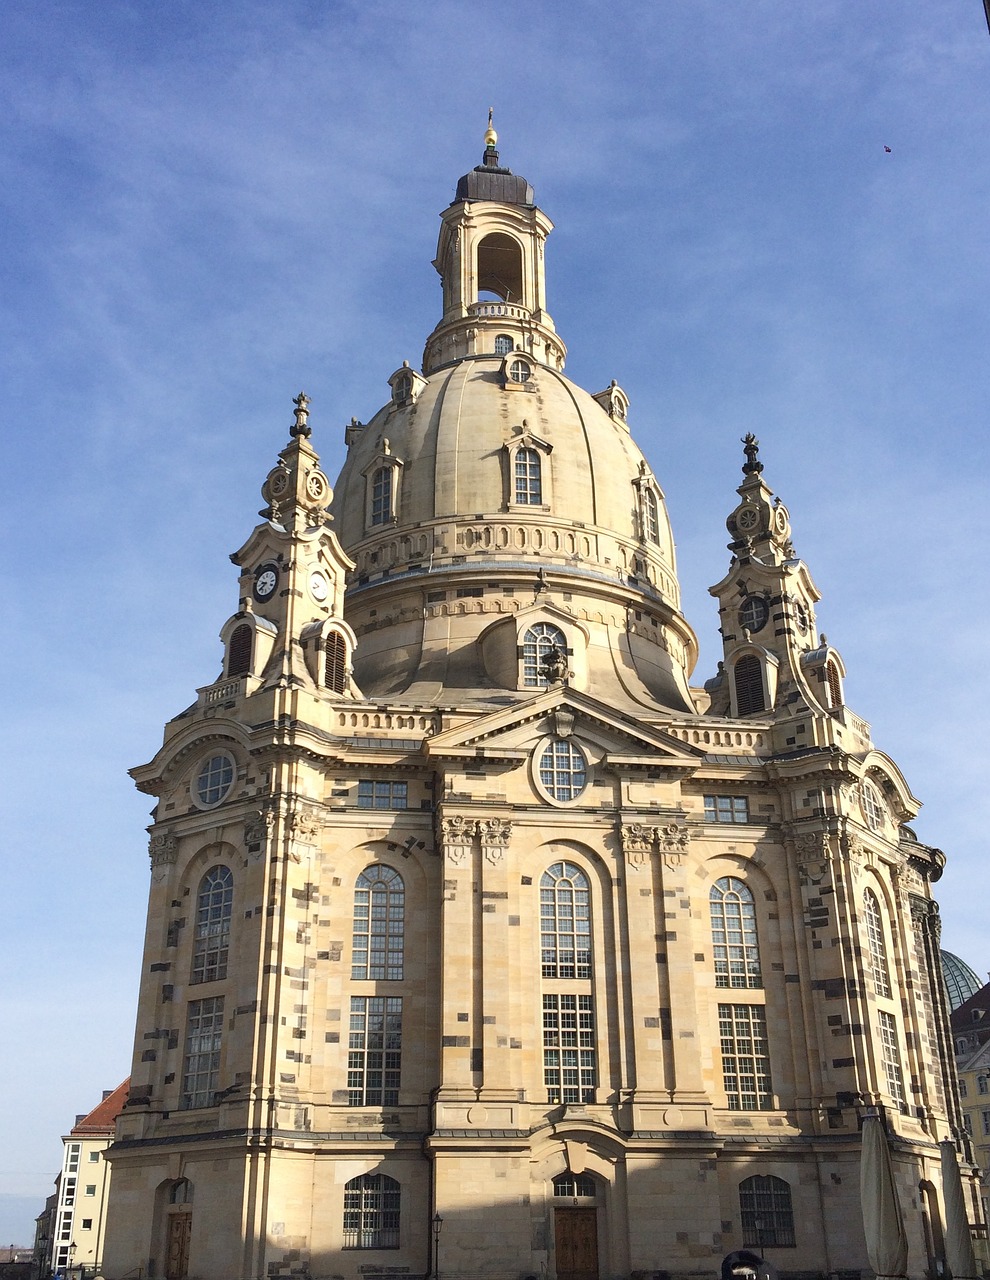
[{"left": 425, "top": 686, "right": 704, "bottom": 770}]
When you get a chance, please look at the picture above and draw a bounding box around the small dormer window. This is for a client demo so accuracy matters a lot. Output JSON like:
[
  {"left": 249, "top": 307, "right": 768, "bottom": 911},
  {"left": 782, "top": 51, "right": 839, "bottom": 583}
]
[
  {"left": 494, "top": 334, "right": 514, "bottom": 356},
  {"left": 515, "top": 448, "right": 542, "bottom": 505},
  {"left": 734, "top": 654, "right": 766, "bottom": 715},
  {"left": 644, "top": 488, "right": 660, "bottom": 544},
  {"left": 226, "top": 624, "right": 252, "bottom": 678},
  {"left": 325, "top": 631, "right": 347, "bottom": 694},
  {"left": 394, "top": 373, "right": 412, "bottom": 403},
  {"left": 509, "top": 358, "right": 531, "bottom": 383},
  {"left": 371, "top": 467, "right": 392, "bottom": 525}
]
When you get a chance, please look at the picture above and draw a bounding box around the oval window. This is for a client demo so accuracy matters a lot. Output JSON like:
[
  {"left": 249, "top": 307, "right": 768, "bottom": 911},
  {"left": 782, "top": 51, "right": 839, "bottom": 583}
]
[
  {"left": 195, "top": 754, "right": 235, "bottom": 807},
  {"left": 538, "top": 739, "right": 587, "bottom": 802}
]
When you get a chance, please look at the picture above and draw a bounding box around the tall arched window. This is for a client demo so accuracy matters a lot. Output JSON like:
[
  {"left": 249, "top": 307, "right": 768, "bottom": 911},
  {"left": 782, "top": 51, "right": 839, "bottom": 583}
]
[
  {"left": 494, "top": 333, "right": 514, "bottom": 356},
  {"left": 325, "top": 631, "right": 347, "bottom": 693},
  {"left": 515, "top": 447, "right": 542, "bottom": 503},
  {"left": 191, "top": 866, "right": 233, "bottom": 984},
  {"left": 523, "top": 623, "right": 566, "bottom": 686},
  {"left": 352, "top": 865, "right": 405, "bottom": 980},
  {"left": 739, "top": 1175, "right": 796, "bottom": 1247},
  {"left": 710, "top": 877, "right": 762, "bottom": 989},
  {"left": 734, "top": 654, "right": 766, "bottom": 714},
  {"left": 342, "top": 1174, "right": 400, "bottom": 1250},
  {"left": 863, "top": 888, "right": 892, "bottom": 998},
  {"left": 371, "top": 467, "right": 392, "bottom": 525},
  {"left": 644, "top": 488, "right": 660, "bottom": 543},
  {"left": 541, "top": 862, "right": 591, "bottom": 979},
  {"left": 226, "top": 624, "right": 252, "bottom": 678}
]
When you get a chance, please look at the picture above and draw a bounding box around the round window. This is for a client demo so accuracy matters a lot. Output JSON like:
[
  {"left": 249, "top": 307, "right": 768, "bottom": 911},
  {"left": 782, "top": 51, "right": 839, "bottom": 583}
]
[
  {"left": 538, "top": 739, "right": 587, "bottom": 802},
  {"left": 509, "top": 359, "right": 531, "bottom": 383},
  {"left": 195, "top": 754, "right": 235, "bottom": 807},
  {"left": 739, "top": 595, "right": 769, "bottom": 633}
]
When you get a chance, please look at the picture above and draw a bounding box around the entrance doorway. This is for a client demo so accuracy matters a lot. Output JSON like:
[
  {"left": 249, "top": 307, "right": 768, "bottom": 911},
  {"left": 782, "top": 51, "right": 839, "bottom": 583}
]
[
  {"left": 166, "top": 1211, "right": 191, "bottom": 1280},
  {"left": 555, "top": 1207, "right": 599, "bottom": 1280}
]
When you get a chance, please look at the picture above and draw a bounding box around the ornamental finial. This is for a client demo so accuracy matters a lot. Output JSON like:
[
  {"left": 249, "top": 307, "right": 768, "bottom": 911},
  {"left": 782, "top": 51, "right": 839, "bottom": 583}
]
[
  {"left": 485, "top": 107, "right": 497, "bottom": 149},
  {"left": 291, "top": 392, "right": 311, "bottom": 439},
  {"left": 741, "top": 433, "right": 763, "bottom": 476}
]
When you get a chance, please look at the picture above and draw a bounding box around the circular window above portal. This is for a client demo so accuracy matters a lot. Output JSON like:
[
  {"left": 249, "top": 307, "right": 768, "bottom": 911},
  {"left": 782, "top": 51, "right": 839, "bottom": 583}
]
[
  {"left": 535, "top": 738, "right": 588, "bottom": 804},
  {"left": 194, "top": 753, "right": 236, "bottom": 809}
]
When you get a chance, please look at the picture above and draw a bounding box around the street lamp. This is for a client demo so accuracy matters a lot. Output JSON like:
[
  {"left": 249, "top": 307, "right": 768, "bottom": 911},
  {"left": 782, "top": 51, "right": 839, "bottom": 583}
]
[
  {"left": 66, "top": 1242, "right": 76, "bottom": 1280},
  {"left": 431, "top": 1213, "right": 443, "bottom": 1280},
  {"left": 753, "top": 1219, "right": 765, "bottom": 1256}
]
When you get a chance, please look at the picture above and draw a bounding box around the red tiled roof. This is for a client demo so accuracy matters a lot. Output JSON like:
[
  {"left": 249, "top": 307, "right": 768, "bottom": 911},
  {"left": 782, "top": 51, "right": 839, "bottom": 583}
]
[{"left": 70, "top": 1079, "right": 130, "bottom": 1135}]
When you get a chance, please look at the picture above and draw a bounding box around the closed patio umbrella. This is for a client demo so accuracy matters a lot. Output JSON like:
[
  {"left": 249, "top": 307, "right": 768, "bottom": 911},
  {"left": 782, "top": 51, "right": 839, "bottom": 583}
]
[
  {"left": 861, "top": 1112, "right": 908, "bottom": 1280},
  {"left": 940, "top": 1140, "right": 979, "bottom": 1280}
]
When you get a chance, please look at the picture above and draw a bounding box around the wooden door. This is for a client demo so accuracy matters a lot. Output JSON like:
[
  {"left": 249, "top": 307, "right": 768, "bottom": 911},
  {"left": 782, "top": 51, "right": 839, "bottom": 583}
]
[
  {"left": 555, "top": 1207, "right": 598, "bottom": 1280},
  {"left": 166, "top": 1211, "right": 192, "bottom": 1280}
]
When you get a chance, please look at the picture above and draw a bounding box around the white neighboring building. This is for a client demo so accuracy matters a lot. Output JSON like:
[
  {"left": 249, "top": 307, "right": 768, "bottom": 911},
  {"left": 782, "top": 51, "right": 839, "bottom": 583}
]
[{"left": 50, "top": 1082, "right": 128, "bottom": 1277}]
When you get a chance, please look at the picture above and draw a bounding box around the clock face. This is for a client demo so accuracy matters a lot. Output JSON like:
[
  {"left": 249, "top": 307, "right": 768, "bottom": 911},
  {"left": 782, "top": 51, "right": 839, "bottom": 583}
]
[
  {"left": 254, "top": 565, "right": 278, "bottom": 601},
  {"left": 309, "top": 570, "right": 329, "bottom": 602},
  {"left": 737, "top": 506, "right": 759, "bottom": 531}
]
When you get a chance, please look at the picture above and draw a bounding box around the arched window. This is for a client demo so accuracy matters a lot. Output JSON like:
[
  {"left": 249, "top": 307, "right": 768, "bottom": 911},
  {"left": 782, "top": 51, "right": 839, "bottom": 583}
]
[
  {"left": 644, "top": 488, "right": 660, "bottom": 543},
  {"left": 477, "top": 232, "right": 523, "bottom": 302},
  {"left": 739, "top": 1175, "right": 796, "bottom": 1248},
  {"left": 515, "top": 447, "right": 542, "bottom": 503},
  {"left": 494, "top": 333, "right": 514, "bottom": 356},
  {"left": 523, "top": 623, "right": 566, "bottom": 686},
  {"left": 191, "top": 866, "right": 233, "bottom": 984},
  {"left": 825, "top": 661, "right": 842, "bottom": 708},
  {"left": 393, "top": 373, "right": 412, "bottom": 403},
  {"left": 541, "top": 862, "right": 591, "bottom": 979},
  {"left": 863, "top": 888, "right": 892, "bottom": 998},
  {"left": 710, "top": 878, "right": 762, "bottom": 989},
  {"left": 226, "top": 624, "right": 252, "bottom": 678},
  {"left": 342, "top": 1174, "right": 400, "bottom": 1250},
  {"left": 352, "top": 865, "right": 404, "bottom": 980},
  {"left": 371, "top": 467, "right": 392, "bottom": 525},
  {"left": 325, "top": 631, "right": 347, "bottom": 693},
  {"left": 734, "top": 654, "right": 766, "bottom": 715},
  {"left": 169, "top": 1179, "right": 193, "bottom": 1205}
]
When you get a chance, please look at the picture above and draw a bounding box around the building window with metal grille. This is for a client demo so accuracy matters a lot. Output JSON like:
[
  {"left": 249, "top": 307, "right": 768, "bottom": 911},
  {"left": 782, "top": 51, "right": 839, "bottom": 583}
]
[
  {"left": 347, "top": 997, "right": 402, "bottom": 1106},
  {"left": 342, "top": 1173, "right": 400, "bottom": 1249},
  {"left": 357, "top": 780, "right": 408, "bottom": 809},
  {"left": 352, "top": 865, "right": 404, "bottom": 980},
  {"left": 718, "top": 1004, "right": 773, "bottom": 1110},
  {"left": 877, "top": 1009, "right": 906, "bottom": 1106},
  {"left": 543, "top": 994, "right": 596, "bottom": 1104},
  {"left": 710, "top": 878, "right": 762, "bottom": 989},
  {"left": 863, "top": 888, "right": 892, "bottom": 999},
  {"left": 325, "top": 630, "right": 347, "bottom": 693},
  {"left": 541, "top": 862, "right": 591, "bottom": 979},
  {"left": 704, "top": 795, "right": 749, "bottom": 823},
  {"left": 181, "top": 996, "right": 224, "bottom": 1109},
  {"left": 191, "top": 865, "right": 233, "bottom": 984},
  {"left": 494, "top": 333, "right": 514, "bottom": 356},
  {"left": 522, "top": 622, "right": 566, "bottom": 687},
  {"left": 514, "top": 446, "right": 542, "bottom": 504},
  {"left": 739, "top": 1175, "right": 796, "bottom": 1248}
]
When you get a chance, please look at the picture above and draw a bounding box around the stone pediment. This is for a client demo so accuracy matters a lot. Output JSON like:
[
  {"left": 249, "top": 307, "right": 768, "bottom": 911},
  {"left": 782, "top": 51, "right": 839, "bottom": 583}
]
[{"left": 425, "top": 687, "right": 704, "bottom": 771}]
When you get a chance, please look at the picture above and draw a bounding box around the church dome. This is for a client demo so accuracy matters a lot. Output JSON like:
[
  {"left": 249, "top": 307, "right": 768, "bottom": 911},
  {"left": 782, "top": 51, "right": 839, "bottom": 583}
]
[
  {"left": 942, "top": 949, "right": 983, "bottom": 1011},
  {"left": 327, "top": 136, "right": 698, "bottom": 708}
]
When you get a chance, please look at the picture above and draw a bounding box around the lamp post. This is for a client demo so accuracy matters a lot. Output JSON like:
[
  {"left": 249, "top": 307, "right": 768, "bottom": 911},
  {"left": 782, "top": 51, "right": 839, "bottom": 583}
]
[
  {"left": 753, "top": 1219, "right": 764, "bottom": 1257},
  {"left": 431, "top": 1213, "right": 443, "bottom": 1280},
  {"left": 66, "top": 1242, "right": 76, "bottom": 1280}
]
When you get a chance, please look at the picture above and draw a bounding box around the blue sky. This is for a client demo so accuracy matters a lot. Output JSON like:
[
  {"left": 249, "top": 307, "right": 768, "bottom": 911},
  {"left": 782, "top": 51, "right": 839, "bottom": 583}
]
[{"left": 2, "top": 0, "right": 989, "bottom": 1247}]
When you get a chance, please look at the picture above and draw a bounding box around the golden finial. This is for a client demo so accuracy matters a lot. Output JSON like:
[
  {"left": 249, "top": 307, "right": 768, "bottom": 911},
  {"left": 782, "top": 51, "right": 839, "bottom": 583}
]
[{"left": 484, "top": 107, "right": 497, "bottom": 148}]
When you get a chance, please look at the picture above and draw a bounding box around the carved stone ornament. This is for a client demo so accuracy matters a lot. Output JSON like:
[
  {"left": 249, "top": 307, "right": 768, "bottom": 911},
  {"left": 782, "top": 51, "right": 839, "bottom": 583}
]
[
  {"left": 439, "top": 815, "right": 478, "bottom": 866},
  {"left": 289, "top": 807, "right": 323, "bottom": 845},
  {"left": 658, "top": 822, "right": 689, "bottom": 869},
  {"left": 793, "top": 831, "right": 831, "bottom": 883},
  {"left": 620, "top": 821, "right": 689, "bottom": 870},
  {"left": 149, "top": 830, "right": 177, "bottom": 880},
  {"left": 480, "top": 817, "right": 512, "bottom": 865},
  {"left": 245, "top": 808, "right": 276, "bottom": 860}
]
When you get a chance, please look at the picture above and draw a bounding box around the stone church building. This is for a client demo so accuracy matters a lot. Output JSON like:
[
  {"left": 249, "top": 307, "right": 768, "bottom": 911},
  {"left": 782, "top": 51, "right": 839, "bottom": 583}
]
[{"left": 104, "top": 127, "right": 978, "bottom": 1280}]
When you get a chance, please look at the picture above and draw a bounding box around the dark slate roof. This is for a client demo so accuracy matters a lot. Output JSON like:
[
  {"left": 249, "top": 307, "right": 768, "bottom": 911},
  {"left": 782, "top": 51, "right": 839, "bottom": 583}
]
[{"left": 454, "top": 153, "right": 533, "bottom": 206}]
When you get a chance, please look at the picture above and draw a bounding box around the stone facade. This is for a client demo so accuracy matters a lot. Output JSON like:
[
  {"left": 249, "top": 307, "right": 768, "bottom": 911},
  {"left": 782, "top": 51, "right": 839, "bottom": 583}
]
[{"left": 103, "top": 131, "right": 981, "bottom": 1280}]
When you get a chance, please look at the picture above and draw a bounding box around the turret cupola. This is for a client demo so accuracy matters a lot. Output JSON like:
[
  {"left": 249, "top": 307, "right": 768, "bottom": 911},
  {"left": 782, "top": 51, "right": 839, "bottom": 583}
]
[{"left": 423, "top": 114, "right": 565, "bottom": 374}]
